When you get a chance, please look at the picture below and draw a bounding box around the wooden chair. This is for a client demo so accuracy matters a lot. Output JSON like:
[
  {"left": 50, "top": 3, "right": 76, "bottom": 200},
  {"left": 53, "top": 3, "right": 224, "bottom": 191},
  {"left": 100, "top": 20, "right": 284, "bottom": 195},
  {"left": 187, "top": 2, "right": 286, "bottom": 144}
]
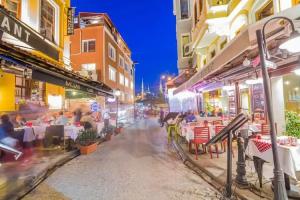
[
  {"left": 215, "top": 125, "right": 234, "bottom": 157},
  {"left": 261, "top": 124, "right": 270, "bottom": 135},
  {"left": 44, "top": 125, "right": 65, "bottom": 148},
  {"left": 191, "top": 127, "right": 212, "bottom": 160},
  {"left": 212, "top": 120, "right": 223, "bottom": 126}
]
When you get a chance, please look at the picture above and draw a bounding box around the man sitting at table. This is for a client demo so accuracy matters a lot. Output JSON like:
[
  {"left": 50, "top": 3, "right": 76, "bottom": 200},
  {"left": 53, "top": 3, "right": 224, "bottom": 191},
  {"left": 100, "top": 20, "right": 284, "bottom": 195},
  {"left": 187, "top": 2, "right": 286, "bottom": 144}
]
[
  {"left": 185, "top": 111, "right": 197, "bottom": 123},
  {"left": 55, "top": 111, "right": 69, "bottom": 126},
  {"left": 81, "top": 112, "right": 96, "bottom": 131}
]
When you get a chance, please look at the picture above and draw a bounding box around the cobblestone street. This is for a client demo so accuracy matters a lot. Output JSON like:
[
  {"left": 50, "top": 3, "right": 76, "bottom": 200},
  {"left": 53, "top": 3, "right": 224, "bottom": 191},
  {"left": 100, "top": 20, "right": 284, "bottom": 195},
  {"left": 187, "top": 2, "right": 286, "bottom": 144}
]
[{"left": 24, "top": 118, "right": 220, "bottom": 200}]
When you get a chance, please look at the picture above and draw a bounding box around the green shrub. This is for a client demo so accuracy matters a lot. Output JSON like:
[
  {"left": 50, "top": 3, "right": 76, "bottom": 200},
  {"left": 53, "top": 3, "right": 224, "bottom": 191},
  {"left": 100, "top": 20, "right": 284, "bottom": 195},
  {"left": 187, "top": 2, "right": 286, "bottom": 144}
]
[
  {"left": 77, "top": 129, "right": 97, "bottom": 146},
  {"left": 285, "top": 111, "right": 300, "bottom": 138}
]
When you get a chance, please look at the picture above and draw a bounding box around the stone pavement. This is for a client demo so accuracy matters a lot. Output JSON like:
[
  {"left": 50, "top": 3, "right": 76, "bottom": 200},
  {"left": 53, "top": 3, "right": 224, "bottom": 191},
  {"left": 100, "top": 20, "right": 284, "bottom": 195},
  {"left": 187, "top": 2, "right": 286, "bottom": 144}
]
[{"left": 24, "top": 118, "right": 221, "bottom": 200}]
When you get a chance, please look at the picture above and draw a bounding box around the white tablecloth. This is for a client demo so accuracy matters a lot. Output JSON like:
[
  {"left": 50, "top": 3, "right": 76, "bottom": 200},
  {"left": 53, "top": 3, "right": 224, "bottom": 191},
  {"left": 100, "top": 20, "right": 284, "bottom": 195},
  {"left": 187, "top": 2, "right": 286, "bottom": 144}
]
[
  {"left": 96, "top": 122, "right": 104, "bottom": 135},
  {"left": 246, "top": 136, "right": 300, "bottom": 180},
  {"left": 180, "top": 124, "right": 216, "bottom": 142},
  {"left": 14, "top": 127, "right": 35, "bottom": 142},
  {"left": 64, "top": 126, "right": 84, "bottom": 141},
  {"left": 19, "top": 125, "right": 84, "bottom": 141}
]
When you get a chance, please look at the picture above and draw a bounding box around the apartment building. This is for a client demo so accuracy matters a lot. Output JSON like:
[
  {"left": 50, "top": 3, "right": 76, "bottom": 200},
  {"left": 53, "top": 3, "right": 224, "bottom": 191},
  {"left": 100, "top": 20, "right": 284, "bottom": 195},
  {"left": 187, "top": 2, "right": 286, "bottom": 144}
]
[
  {"left": 70, "top": 13, "right": 134, "bottom": 107},
  {"left": 171, "top": 0, "right": 300, "bottom": 133},
  {"left": 173, "top": 0, "right": 195, "bottom": 72}
]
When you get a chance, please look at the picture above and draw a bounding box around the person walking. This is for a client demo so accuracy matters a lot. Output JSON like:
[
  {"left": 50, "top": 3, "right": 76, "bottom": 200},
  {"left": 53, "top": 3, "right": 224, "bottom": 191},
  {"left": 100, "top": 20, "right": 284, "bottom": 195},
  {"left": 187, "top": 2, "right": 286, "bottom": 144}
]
[{"left": 159, "top": 108, "right": 165, "bottom": 127}]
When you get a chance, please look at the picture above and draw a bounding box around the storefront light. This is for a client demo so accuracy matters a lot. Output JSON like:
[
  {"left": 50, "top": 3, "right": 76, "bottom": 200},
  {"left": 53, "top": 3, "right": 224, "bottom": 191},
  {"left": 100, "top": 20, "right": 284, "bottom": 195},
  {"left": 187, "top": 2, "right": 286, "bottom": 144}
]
[
  {"left": 245, "top": 78, "right": 263, "bottom": 85},
  {"left": 279, "top": 32, "right": 300, "bottom": 53},
  {"left": 48, "top": 95, "right": 62, "bottom": 110},
  {"left": 293, "top": 68, "right": 300, "bottom": 76},
  {"left": 222, "top": 85, "right": 235, "bottom": 91},
  {"left": 284, "top": 81, "right": 290, "bottom": 85}
]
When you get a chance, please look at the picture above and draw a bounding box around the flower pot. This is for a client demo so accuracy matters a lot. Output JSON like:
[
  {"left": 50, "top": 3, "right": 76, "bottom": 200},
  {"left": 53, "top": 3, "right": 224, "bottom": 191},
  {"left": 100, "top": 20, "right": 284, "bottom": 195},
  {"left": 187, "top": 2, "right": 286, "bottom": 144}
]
[
  {"left": 115, "top": 127, "right": 122, "bottom": 134},
  {"left": 80, "top": 143, "right": 97, "bottom": 155},
  {"left": 105, "top": 133, "right": 112, "bottom": 141}
]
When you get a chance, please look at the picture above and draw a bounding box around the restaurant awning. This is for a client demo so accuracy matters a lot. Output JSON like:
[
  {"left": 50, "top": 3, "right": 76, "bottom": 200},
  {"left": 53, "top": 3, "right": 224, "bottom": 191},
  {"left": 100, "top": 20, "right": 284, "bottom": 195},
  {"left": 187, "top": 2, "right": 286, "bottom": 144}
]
[
  {"left": 174, "top": 5, "right": 300, "bottom": 95},
  {"left": 0, "top": 40, "right": 114, "bottom": 97}
]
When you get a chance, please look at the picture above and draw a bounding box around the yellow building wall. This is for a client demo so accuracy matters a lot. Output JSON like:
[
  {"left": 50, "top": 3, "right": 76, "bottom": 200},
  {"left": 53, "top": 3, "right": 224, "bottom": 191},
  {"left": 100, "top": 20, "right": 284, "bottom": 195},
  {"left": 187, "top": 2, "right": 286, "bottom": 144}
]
[
  {"left": 45, "top": 83, "right": 65, "bottom": 105},
  {"left": 0, "top": 71, "right": 15, "bottom": 112}
]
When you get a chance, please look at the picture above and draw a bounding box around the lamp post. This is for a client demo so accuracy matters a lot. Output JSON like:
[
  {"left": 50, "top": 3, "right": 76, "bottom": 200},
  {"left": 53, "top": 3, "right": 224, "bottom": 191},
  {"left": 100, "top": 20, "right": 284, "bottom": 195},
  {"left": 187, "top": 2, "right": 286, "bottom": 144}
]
[
  {"left": 114, "top": 89, "right": 121, "bottom": 128},
  {"left": 256, "top": 16, "right": 300, "bottom": 200}
]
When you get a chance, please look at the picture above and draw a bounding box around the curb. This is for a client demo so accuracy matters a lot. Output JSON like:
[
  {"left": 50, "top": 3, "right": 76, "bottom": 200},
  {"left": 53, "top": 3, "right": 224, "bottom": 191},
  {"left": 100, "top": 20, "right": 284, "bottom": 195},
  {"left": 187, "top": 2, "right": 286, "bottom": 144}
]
[
  {"left": 172, "top": 140, "right": 271, "bottom": 200},
  {"left": 5, "top": 149, "right": 80, "bottom": 200}
]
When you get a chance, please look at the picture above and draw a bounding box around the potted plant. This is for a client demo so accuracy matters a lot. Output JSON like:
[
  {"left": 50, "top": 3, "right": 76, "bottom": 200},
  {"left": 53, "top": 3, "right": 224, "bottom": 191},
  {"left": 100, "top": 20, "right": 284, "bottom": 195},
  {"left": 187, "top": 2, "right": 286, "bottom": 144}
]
[
  {"left": 285, "top": 111, "right": 300, "bottom": 138},
  {"left": 77, "top": 129, "right": 98, "bottom": 155}
]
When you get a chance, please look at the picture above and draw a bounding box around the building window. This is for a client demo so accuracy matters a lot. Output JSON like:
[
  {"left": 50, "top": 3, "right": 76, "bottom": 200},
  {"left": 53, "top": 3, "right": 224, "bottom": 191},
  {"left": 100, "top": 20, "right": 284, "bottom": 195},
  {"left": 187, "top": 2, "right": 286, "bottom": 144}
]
[
  {"left": 109, "top": 66, "right": 116, "bottom": 82},
  {"left": 131, "top": 81, "right": 134, "bottom": 90},
  {"left": 82, "top": 40, "right": 96, "bottom": 52},
  {"left": 108, "top": 43, "right": 116, "bottom": 61},
  {"left": 180, "top": 0, "right": 189, "bottom": 20},
  {"left": 40, "top": 0, "right": 55, "bottom": 42},
  {"left": 125, "top": 77, "right": 129, "bottom": 87},
  {"left": 82, "top": 63, "right": 96, "bottom": 71},
  {"left": 119, "top": 73, "right": 124, "bottom": 85},
  {"left": 256, "top": 0, "right": 274, "bottom": 21},
  {"left": 2, "top": 0, "right": 21, "bottom": 18},
  {"left": 220, "top": 39, "right": 228, "bottom": 50},
  {"left": 182, "top": 34, "right": 190, "bottom": 58},
  {"left": 210, "top": 50, "right": 216, "bottom": 58},
  {"left": 125, "top": 62, "right": 129, "bottom": 72},
  {"left": 119, "top": 56, "right": 124, "bottom": 68}
]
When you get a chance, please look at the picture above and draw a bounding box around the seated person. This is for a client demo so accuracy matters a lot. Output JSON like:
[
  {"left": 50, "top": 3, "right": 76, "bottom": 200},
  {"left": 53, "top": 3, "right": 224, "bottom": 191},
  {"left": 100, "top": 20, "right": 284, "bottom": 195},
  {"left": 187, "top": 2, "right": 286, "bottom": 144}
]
[
  {"left": 185, "top": 111, "right": 197, "bottom": 123},
  {"left": 55, "top": 111, "right": 69, "bottom": 126},
  {"left": 15, "top": 115, "right": 27, "bottom": 127},
  {"left": 0, "top": 115, "right": 18, "bottom": 147},
  {"left": 81, "top": 112, "right": 96, "bottom": 130}
]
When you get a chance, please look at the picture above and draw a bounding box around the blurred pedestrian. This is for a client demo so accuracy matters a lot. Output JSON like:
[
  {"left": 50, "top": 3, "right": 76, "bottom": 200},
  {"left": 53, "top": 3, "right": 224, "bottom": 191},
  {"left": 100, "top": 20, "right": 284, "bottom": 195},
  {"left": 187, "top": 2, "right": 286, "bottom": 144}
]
[{"left": 0, "top": 115, "right": 17, "bottom": 147}]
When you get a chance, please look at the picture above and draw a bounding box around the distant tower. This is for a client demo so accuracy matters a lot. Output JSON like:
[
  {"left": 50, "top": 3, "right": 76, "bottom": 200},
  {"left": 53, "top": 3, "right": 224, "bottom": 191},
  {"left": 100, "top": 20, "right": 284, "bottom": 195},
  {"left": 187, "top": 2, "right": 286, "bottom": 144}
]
[
  {"left": 141, "top": 78, "right": 144, "bottom": 99},
  {"left": 147, "top": 85, "right": 150, "bottom": 93},
  {"left": 159, "top": 80, "right": 163, "bottom": 94}
]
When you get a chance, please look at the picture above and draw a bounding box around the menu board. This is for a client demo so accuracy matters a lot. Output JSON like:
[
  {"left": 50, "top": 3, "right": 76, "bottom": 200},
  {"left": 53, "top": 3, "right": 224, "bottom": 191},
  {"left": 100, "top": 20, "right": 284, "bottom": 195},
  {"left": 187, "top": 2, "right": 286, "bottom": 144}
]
[
  {"left": 252, "top": 83, "right": 265, "bottom": 111},
  {"left": 228, "top": 90, "right": 236, "bottom": 118}
]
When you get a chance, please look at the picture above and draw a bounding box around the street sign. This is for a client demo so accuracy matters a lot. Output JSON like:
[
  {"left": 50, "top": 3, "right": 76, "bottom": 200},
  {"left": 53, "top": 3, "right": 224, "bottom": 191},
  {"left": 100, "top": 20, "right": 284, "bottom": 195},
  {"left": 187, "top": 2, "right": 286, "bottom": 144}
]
[
  {"left": 0, "top": 8, "right": 59, "bottom": 60},
  {"left": 67, "top": 8, "right": 75, "bottom": 35}
]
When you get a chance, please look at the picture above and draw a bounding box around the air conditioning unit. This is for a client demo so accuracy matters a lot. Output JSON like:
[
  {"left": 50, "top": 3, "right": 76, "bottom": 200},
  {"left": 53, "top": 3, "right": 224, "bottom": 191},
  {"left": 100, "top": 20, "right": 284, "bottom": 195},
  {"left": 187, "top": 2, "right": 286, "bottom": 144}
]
[{"left": 183, "top": 43, "right": 193, "bottom": 57}]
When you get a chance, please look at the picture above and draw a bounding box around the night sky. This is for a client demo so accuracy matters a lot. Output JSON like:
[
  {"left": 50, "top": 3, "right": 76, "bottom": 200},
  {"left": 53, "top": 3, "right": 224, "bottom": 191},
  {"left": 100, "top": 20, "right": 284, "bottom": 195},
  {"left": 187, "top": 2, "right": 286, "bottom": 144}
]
[{"left": 71, "top": 0, "right": 178, "bottom": 93}]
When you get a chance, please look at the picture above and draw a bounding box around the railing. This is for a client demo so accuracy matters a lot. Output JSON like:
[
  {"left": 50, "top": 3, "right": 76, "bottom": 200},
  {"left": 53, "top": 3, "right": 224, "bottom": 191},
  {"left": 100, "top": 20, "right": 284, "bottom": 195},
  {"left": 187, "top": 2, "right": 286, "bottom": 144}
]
[{"left": 206, "top": 112, "right": 249, "bottom": 199}]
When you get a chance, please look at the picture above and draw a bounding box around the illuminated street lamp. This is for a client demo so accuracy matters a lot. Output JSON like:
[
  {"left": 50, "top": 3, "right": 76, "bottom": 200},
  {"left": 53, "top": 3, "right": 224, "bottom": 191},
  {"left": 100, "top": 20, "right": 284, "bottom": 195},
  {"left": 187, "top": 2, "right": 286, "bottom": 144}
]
[
  {"left": 161, "top": 75, "right": 166, "bottom": 80},
  {"left": 279, "top": 31, "right": 300, "bottom": 53},
  {"left": 167, "top": 76, "right": 172, "bottom": 81},
  {"left": 256, "top": 16, "right": 300, "bottom": 200},
  {"left": 114, "top": 89, "right": 121, "bottom": 128}
]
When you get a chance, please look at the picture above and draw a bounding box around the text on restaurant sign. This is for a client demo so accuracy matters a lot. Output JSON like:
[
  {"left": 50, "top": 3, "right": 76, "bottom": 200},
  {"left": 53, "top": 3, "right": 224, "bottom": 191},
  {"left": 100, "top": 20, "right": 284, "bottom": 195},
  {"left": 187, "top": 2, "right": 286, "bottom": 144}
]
[{"left": 0, "top": 8, "right": 59, "bottom": 60}]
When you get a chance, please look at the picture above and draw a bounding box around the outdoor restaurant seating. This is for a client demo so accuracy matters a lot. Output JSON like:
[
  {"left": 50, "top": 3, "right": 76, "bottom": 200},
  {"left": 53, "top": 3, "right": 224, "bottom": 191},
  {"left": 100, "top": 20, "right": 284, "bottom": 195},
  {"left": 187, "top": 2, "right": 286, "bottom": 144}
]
[
  {"left": 44, "top": 125, "right": 64, "bottom": 148},
  {"left": 261, "top": 123, "right": 270, "bottom": 135},
  {"left": 212, "top": 120, "right": 223, "bottom": 126},
  {"left": 191, "top": 127, "right": 212, "bottom": 160}
]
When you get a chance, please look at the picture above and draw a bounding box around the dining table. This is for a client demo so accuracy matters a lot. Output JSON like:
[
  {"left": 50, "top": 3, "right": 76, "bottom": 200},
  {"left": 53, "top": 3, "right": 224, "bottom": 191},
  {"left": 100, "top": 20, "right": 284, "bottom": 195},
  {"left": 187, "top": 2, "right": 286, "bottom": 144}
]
[{"left": 246, "top": 135, "right": 300, "bottom": 198}]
